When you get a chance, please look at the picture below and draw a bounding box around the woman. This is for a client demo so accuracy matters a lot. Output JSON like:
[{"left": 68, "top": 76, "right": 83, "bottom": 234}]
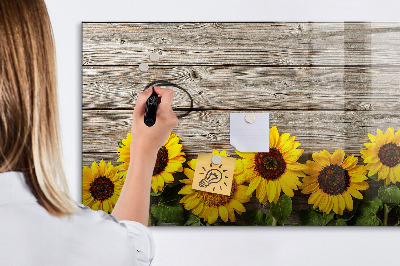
[{"left": 0, "top": 0, "right": 178, "bottom": 265}]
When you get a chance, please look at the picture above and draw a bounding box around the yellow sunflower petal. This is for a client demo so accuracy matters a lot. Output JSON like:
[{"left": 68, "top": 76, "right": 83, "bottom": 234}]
[
  {"left": 350, "top": 174, "right": 368, "bottom": 183},
  {"left": 352, "top": 181, "right": 369, "bottom": 191},
  {"left": 337, "top": 194, "right": 345, "bottom": 210},
  {"left": 324, "top": 195, "right": 333, "bottom": 213},
  {"left": 235, "top": 185, "right": 251, "bottom": 203},
  {"left": 280, "top": 179, "right": 294, "bottom": 197},
  {"left": 368, "top": 133, "right": 377, "bottom": 143},
  {"left": 219, "top": 206, "right": 229, "bottom": 222},
  {"left": 227, "top": 205, "right": 236, "bottom": 222},
  {"left": 184, "top": 167, "right": 195, "bottom": 180},
  {"left": 395, "top": 165, "right": 400, "bottom": 182},
  {"left": 165, "top": 160, "right": 183, "bottom": 172},
  {"left": 208, "top": 207, "right": 219, "bottom": 224},
  {"left": 389, "top": 168, "right": 397, "bottom": 184},
  {"left": 332, "top": 196, "right": 340, "bottom": 214},
  {"left": 230, "top": 199, "right": 246, "bottom": 213},
  {"left": 277, "top": 133, "right": 291, "bottom": 150},
  {"left": 331, "top": 150, "right": 345, "bottom": 165},
  {"left": 192, "top": 202, "right": 204, "bottom": 215},
  {"left": 156, "top": 175, "right": 164, "bottom": 188},
  {"left": 287, "top": 162, "right": 306, "bottom": 171},
  {"left": 268, "top": 181, "right": 277, "bottom": 202},
  {"left": 312, "top": 151, "right": 330, "bottom": 167},
  {"left": 319, "top": 194, "right": 328, "bottom": 211},
  {"left": 343, "top": 192, "right": 353, "bottom": 211},
  {"left": 269, "top": 126, "right": 279, "bottom": 148},
  {"left": 187, "top": 159, "right": 197, "bottom": 170},
  {"left": 179, "top": 185, "right": 194, "bottom": 195},
  {"left": 161, "top": 172, "right": 174, "bottom": 183},
  {"left": 184, "top": 196, "right": 201, "bottom": 210},
  {"left": 247, "top": 175, "right": 262, "bottom": 196},
  {"left": 301, "top": 182, "right": 319, "bottom": 194},
  {"left": 284, "top": 149, "right": 303, "bottom": 163},
  {"left": 368, "top": 162, "right": 383, "bottom": 176},
  {"left": 343, "top": 155, "right": 358, "bottom": 170},
  {"left": 256, "top": 179, "right": 268, "bottom": 202},
  {"left": 348, "top": 187, "right": 363, "bottom": 199}
]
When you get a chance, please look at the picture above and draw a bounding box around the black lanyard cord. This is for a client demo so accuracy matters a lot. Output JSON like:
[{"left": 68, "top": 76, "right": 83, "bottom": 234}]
[{"left": 142, "top": 80, "right": 194, "bottom": 119}]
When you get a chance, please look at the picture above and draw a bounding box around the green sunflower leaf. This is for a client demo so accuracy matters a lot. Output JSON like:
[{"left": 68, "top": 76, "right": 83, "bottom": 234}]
[
  {"left": 378, "top": 185, "right": 400, "bottom": 206},
  {"left": 352, "top": 196, "right": 384, "bottom": 226},
  {"left": 150, "top": 202, "right": 184, "bottom": 223},
  {"left": 297, "top": 209, "right": 334, "bottom": 226},
  {"left": 184, "top": 213, "right": 203, "bottom": 226},
  {"left": 270, "top": 195, "right": 292, "bottom": 225},
  {"left": 158, "top": 185, "right": 183, "bottom": 205},
  {"left": 243, "top": 210, "right": 273, "bottom": 226},
  {"left": 357, "top": 200, "right": 382, "bottom": 217},
  {"left": 327, "top": 219, "right": 347, "bottom": 226},
  {"left": 355, "top": 215, "right": 380, "bottom": 226},
  {"left": 150, "top": 190, "right": 163, "bottom": 196},
  {"left": 167, "top": 172, "right": 187, "bottom": 187},
  {"left": 368, "top": 173, "right": 379, "bottom": 181}
]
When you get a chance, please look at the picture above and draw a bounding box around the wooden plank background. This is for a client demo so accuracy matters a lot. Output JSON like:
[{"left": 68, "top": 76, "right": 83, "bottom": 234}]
[{"left": 82, "top": 22, "right": 400, "bottom": 225}]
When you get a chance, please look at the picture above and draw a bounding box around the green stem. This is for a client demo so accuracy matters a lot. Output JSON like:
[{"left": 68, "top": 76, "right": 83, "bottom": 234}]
[
  {"left": 148, "top": 195, "right": 157, "bottom": 226},
  {"left": 382, "top": 183, "right": 389, "bottom": 226},
  {"left": 272, "top": 217, "right": 277, "bottom": 226},
  {"left": 383, "top": 204, "right": 389, "bottom": 226}
]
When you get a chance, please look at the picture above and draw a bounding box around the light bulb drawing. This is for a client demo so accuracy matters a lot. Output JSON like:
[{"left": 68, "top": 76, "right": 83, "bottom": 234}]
[{"left": 198, "top": 163, "right": 229, "bottom": 192}]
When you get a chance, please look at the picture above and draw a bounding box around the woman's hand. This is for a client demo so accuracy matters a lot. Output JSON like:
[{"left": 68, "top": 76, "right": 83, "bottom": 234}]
[{"left": 130, "top": 87, "right": 179, "bottom": 159}]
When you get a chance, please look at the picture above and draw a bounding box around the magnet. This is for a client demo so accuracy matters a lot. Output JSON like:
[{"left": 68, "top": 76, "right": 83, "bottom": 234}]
[
  {"left": 211, "top": 155, "right": 222, "bottom": 165},
  {"left": 139, "top": 62, "right": 149, "bottom": 72},
  {"left": 245, "top": 114, "right": 255, "bottom": 124},
  {"left": 149, "top": 52, "right": 159, "bottom": 62}
]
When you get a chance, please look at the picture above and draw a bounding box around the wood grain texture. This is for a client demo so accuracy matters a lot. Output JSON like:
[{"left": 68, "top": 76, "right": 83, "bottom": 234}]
[
  {"left": 82, "top": 22, "right": 400, "bottom": 66},
  {"left": 82, "top": 110, "right": 399, "bottom": 156},
  {"left": 83, "top": 65, "right": 400, "bottom": 111}
]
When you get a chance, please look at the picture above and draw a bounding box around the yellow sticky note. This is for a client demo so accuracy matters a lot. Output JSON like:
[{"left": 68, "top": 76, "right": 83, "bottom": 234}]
[{"left": 192, "top": 153, "right": 236, "bottom": 196}]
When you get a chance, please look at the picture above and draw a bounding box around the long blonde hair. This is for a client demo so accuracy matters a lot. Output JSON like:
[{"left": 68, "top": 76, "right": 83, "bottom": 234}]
[{"left": 0, "top": 0, "right": 76, "bottom": 216}]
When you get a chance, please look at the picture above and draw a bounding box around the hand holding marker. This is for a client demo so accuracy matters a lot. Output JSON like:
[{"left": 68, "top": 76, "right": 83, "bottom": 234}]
[
  {"left": 144, "top": 87, "right": 159, "bottom": 127},
  {"left": 142, "top": 80, "right": 194, "bottom": 128}
]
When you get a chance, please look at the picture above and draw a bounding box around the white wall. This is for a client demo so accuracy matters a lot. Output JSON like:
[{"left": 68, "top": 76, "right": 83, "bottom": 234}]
[{"left": 45, "top": 0, "right": 400, "bottom": 265}]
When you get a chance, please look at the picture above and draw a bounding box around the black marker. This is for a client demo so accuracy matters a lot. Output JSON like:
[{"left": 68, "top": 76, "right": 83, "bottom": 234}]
[{"left": 144, "top": 87, "right": 158, "bottom": 127}]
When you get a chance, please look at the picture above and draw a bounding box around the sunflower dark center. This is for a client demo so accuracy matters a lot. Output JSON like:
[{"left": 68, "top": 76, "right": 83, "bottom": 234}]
[
  {"left": 89, "top": 176, "right": 114, "bottom": 201},
  {"left": 378, "top": 143, "right": 400, "bottom": 168},
  {"left": 153, "top": 146, "right": 169, "bottom": 176},
  {"left": 318, "top": 164, "right": 350, "bottom": 195},
  {"left": 254, "top": 148, "right": 286, "bottom": 181},
  {"left": 199, "top": 182, "right": 237, "bottom": 207}
]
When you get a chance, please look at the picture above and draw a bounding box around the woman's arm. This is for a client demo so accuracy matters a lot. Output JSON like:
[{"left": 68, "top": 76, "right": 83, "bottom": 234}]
[{"left": 111, "top": 87, "right": 178, "bottom": 225}]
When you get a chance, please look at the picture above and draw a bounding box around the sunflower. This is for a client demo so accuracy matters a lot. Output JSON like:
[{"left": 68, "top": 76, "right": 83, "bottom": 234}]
[
  {"left": 301, "top": 149, "right": 369, "bottom": 215},
  {"left": 179, "top": 150, "right": 250, "bottom": 224},
  {"left": 236, "top": 126, "right": 305, "bottom": 204},
  {"left": 361, "top": 127, "right": 400, "bottom": 185},
  {"left": 117, "top": 133, "right": 186, "bottom": 193},
  {"left": 82, "top": 160, "right": 125, "bottom": 213}
]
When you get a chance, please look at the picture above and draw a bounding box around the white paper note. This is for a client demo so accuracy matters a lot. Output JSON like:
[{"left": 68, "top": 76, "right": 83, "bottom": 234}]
[{"left": 230, "top": 113, "right": 269, "bottom": 152}]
